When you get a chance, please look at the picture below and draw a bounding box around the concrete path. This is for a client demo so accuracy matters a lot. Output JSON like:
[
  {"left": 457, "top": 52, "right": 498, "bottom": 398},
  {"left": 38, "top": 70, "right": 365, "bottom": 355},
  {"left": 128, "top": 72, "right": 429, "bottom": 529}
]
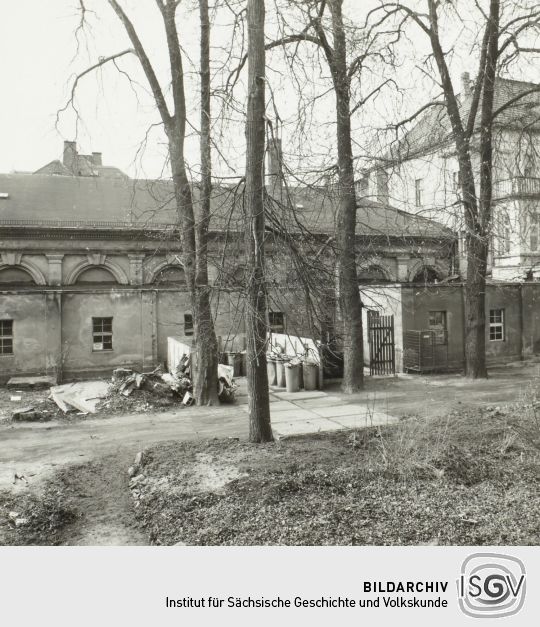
[{"left": 249, "top": 389, "right": 397, "bottom": 437}]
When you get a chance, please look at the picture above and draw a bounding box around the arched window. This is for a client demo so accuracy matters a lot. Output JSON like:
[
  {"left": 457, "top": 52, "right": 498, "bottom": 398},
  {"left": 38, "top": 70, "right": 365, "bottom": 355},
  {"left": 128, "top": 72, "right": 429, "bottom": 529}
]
[
  {"left": 412, "top": 266, "right": 440, "bottom": 284},
  {"left": 154, "top": 265, "right": 185, "bottom": 286},
  {"left": 0, "top": 267, "right": 35, "bottom": 284},
  {"left": 358, "top": 265, "right": 390, "bottom": 284},
  {"left": 75, "top": 267, "right": 118, "bottom": 285}
]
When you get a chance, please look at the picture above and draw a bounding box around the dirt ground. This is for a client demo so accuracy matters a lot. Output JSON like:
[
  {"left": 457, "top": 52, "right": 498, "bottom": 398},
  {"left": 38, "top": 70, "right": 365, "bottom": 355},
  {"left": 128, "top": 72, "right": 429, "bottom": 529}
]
[
  {"left": 129, "top": 410, "right": 540, "bottom": 545},
  {"left": 1, "top": 361, "right": 540, "bottom": 545},
  {"left": 0, "top": 379, "right": 182, "bottom": 425}
]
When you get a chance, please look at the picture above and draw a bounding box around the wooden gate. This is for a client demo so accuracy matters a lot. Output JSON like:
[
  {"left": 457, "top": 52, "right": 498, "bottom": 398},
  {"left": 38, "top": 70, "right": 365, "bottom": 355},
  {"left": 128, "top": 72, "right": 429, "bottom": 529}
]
[{"left": 368, "top": 314, "right": 395, "bottom": 375}]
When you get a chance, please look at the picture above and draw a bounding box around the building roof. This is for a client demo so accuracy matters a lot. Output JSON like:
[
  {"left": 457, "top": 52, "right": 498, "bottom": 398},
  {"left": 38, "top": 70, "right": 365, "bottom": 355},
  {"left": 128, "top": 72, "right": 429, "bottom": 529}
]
[
  {"left": 0, "top": 173, "right": 177, "bottom": 227},
  {"left": 384, "top": 77, "right": 540, "bottom": 164},
  {"left": 0, "top": 172, "right": 453, "bottom": 241},
  {"left": 284, "top": 187, "right": 454, "bottom": 239}
]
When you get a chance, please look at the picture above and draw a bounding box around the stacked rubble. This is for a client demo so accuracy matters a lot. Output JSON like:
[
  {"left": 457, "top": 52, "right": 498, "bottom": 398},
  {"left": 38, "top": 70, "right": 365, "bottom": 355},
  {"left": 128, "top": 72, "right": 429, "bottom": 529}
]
[
  {"left": 105, "top": 357, "right": 237, "bottom": 408},
  {"left": 5, "top": 355, "right": 237, "bottom": 422}
]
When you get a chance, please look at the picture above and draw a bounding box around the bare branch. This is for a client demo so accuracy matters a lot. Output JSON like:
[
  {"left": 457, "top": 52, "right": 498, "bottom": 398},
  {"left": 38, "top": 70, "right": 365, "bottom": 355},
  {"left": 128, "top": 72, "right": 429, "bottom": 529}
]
[
  {"left": 107, "top": 0, "right": 172, "bottom": 126},
  {"left": 56, "top": 48, "right": 134, "bottom": 129}
]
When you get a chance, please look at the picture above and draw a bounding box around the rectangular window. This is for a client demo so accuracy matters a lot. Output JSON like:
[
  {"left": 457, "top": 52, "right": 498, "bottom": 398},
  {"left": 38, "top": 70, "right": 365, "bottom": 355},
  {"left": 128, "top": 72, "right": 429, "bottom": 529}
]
[
  {"left": 184, "top": 313, "right": 193, "bottom": 336},
  {"left": 415, "top": 178, "right": 423, "bottom": 207},
  {"left": 92, "top": 317, "right": 113, "bottom": 351},
  {"left": 269, "top": 311, "right": 285, "bottom": 334},
  {"left": 489, "top": 309, "right": 505, "bottom": 341},
  {"left": 428, "top": 311, "right": 447, "bottom": 344},
  {"left": 0, "top": 319, "right": 13, "bottom": 355}
]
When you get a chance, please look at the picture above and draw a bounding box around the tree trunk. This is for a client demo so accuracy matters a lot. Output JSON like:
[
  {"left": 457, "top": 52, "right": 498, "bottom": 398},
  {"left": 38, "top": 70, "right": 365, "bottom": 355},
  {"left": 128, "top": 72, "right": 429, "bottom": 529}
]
[
  {"left": 465, "top": 0, "right": 500, "bottom": 379},
  {"left": 107, "top": 0, "right": 220, "bottom": 403},
  {"left": 245, "top": 0, "right": 273, "bottom": 442},
  {"left": 329, "top": 0, "right": 364, "bottom": 393},
  {"left": 426, "top": 0, "right": 494, "bottom": 379},
  {"left": 194, "top": 0, "right": 219, "bottom": 405}
]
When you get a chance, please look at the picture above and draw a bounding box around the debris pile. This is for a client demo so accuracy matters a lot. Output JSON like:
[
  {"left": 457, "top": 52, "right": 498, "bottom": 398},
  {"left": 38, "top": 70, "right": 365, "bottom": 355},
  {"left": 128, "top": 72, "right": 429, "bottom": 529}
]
[
  {"left": 102, "top": 358, "right": 237, "bottom": 410},
  {"left": 3, "top": 356, "right": 238, "bottom": 422},
  {"left": 50, "top": 380, "right": 109, "bottom": 414},
  {"left": 103, "top": 366, "right": 180, "bottom": 411},
  {"left": 217, "top": 363, "right": 237, "bottom": 403}
]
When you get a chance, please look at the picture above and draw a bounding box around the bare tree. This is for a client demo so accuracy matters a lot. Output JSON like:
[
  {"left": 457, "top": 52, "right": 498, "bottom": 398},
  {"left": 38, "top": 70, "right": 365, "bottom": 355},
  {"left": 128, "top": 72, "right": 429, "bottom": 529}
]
[
  {"left": 196, "top": 0, "right": 220, "bottom": 403},
  {"left": 327, "top": 0, "right": 364, "bottom": 392},
  {"left": 244, "top": 0, "right": 273, "bottom": 442},
  {"left": 246, "top": 0, "right": 370, "bottom": 392},
  {"left": 68, "top": 0, "right": 220, "bottom": 403},
  {"left": 369, "top": 0, "right": 540, "bottom": 378}
]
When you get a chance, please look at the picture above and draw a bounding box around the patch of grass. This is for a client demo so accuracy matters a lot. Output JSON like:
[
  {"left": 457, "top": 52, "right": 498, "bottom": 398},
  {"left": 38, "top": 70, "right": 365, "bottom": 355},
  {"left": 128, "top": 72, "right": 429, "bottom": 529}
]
[{"left": 133, "top": 407, "right": 540, "bottom": 546}]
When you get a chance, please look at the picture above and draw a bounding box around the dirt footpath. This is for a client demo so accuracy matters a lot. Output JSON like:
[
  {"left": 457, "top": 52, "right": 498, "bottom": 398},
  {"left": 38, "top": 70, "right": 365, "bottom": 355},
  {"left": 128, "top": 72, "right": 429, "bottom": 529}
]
[
  {"left": 53, "top": 454, "right": 149, "bottom": 546},
  {"left": 0, "top": 405, "right": 247, "bottom": 493}
]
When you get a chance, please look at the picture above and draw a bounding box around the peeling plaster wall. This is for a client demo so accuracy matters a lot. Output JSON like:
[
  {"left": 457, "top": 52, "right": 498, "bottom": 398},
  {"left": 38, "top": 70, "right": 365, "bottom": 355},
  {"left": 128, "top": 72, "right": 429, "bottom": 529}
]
[
  {"left": 61, "top": 290, "right": 154, "bottom": 378},
  {"left": 0, "top": 292, "right": 48, "bottom": 379}
]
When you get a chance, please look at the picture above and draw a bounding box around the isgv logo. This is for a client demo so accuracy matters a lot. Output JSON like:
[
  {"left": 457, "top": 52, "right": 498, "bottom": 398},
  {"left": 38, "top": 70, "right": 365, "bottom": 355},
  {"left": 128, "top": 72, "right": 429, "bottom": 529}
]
[{"left": 457, "top": 553, "right": 526, "bottom": 618}]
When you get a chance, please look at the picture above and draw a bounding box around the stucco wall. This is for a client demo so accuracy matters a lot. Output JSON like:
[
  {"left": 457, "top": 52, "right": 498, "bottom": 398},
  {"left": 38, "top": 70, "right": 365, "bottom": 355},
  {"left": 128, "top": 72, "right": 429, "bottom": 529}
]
[
  {"left": 518, "top": 283, "right": 540, "bottom": 357},
  {"left": 61, "top": 289, "right": 154, "bottom": 377},
  {"left": 155, "top": 290, "right": 193, "bottom": 362},
  {"left": 401, "top": 285, "right": 465, "bottom": 371},
  {"left": 485, "top": 284, "right": 522, "bottom": 364},
  {"left": 0, "top": 292, "right": 48, "bottom": 379}
]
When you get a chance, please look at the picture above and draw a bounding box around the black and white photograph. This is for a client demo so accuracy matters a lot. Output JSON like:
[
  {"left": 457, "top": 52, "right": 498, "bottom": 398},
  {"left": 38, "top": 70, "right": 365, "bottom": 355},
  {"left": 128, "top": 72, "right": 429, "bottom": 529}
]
[{"left": 0, "top": 2, "right": 538, "bottom": 618}]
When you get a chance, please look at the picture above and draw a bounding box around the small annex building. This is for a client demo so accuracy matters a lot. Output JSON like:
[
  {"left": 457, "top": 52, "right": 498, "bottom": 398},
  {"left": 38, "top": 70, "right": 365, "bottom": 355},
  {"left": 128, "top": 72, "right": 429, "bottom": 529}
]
[{"left": 362, "top": 281, "right": 540, "bottom": 373}]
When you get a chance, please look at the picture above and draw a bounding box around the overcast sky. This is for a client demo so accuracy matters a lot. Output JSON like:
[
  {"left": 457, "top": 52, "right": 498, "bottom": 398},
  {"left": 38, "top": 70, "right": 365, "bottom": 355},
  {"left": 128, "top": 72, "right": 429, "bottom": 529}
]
[{"left": 0, "top": 1, "right": 537, "bottom": 180}]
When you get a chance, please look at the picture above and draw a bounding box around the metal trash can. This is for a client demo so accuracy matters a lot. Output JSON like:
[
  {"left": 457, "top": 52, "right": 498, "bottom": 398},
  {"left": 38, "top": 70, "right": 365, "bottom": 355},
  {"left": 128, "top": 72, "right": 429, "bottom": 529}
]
[
  {"left": 266, "top": 356, "right": 277, "bottom": 386},
  {"left": 285, "top": 361, "right": 301, "bottom": 393},
  {"left": 275, "top": 358, "right": 287, "bottom": 387},
  {"left": 303, "top": 361, "right": 318, "bottom": 391},
  {"left": 241, "top": 351, "right": 248, "bottom": 376}
]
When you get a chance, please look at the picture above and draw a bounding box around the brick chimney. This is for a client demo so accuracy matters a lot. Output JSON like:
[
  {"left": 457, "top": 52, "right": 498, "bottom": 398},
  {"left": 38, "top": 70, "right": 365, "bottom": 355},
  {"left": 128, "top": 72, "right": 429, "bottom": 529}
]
[
  {"left": 267, "top": 137, "right": 283, "bottom": 198},
  {"left": 63, "top": 140, "right": 78, "bottom": 173},
  {"left": 461, "top": 71, "right": 472, "bottom": 96},
  {"left": 91, "top": 152, "right": 102, "bottom": 166}
]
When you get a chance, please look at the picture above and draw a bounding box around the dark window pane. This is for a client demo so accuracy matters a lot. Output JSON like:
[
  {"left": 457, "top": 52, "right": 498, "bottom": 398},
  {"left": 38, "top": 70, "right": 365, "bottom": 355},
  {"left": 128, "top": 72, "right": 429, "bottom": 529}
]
[
  {"left": 92, "top": 318, "right": 113, "bottom": 350},
  {"left": 269, "top": 311, "right": 285, "bottom": 333},
  {"left": 0, "top": 338, "right": 13, "bottom": 354},
  {"left": 0, "top": 320, "right": 13, "bottom": 335},
  {"left": 184, "top": 314, "right": 193, "bottom": 336}
]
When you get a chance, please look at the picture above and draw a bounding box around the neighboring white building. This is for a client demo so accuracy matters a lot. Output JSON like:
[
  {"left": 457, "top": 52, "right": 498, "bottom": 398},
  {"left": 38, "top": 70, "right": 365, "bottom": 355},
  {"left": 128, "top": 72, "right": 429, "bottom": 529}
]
[{"left": 361, "top": 74, "right": 540, "bottom": 281}]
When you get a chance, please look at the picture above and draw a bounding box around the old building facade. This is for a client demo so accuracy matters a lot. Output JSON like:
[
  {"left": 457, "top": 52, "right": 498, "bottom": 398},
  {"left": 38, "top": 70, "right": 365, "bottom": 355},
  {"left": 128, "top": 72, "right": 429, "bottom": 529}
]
[
  {"left": 0, "top": 142, "right": 455, "bottom": 381},
  {"left": 361, "top": 75, "right": 540, "bottom": 281}
]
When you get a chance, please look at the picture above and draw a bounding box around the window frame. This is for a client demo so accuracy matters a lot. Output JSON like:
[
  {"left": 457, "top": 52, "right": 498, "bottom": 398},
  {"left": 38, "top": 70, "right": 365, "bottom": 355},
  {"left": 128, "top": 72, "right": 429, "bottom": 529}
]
[
  {"left": 428, "top": 310, "right": 447, "bottom": 345},
  {"left": 184, "top": 313, "right": 194, "bottom": 337},
  {"left": 269, "top": 311, "right": 285, "bottom": 334},
  {"left": 489, "top": 309, "right": 505, "bottom": 342},
  {"left": 0, "top": 319, "right": 14, "bottom": 355},
  {"left": 92, "top": 316, "right": 113, "bottom": 352},
  {"left": 415, "top": 178, "right": 424, "bottom": 207}
]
